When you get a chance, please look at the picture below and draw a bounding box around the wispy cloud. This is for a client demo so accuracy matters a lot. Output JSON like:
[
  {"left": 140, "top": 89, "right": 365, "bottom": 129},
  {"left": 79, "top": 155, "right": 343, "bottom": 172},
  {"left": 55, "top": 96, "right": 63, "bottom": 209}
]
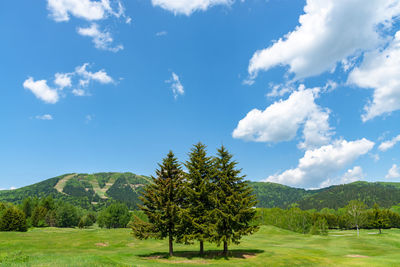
[
  {"left": 35, "top": 114, "right": 53, "bottom": 120},
  {"left": 166, "top": 72, "right": 184, "bottom": 99},
  {"left": 77, "top": 23, "right": 123, "bottom": 52}
]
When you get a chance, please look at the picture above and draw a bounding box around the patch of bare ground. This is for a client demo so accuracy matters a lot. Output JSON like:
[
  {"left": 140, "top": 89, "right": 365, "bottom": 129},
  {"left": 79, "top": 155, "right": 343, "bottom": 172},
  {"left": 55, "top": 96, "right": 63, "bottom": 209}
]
[
  {"left": 54, "top": 174, "right": 76, "bottom": 194},
  {"left": 95, "top": 243, "right": 109, "bottom": 247},
  {"left": 346, "top": 254, "right": 369, "bottom": 258}
]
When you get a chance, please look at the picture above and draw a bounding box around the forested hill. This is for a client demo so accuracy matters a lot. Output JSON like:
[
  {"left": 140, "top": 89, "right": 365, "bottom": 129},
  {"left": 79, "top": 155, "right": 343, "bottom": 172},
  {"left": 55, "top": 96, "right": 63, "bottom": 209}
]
[
  {"left": 249, "top": 182, "right": 313, "bottom": 208},
  {"left": 296, "top": 181, "right": 400, "bottom": 210},
  {"left": 0, "top": 173, "right": 150, "bottom": 209},
  {"left": 1, "top": 173, "right": 400, "bottom": 210}
]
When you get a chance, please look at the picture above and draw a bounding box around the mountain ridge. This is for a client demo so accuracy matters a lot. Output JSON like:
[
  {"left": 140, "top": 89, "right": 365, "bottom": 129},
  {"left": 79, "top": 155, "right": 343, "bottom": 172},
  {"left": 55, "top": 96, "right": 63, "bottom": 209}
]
[{"left": 1, "top": 173, "right": 399, "bottom": 210}]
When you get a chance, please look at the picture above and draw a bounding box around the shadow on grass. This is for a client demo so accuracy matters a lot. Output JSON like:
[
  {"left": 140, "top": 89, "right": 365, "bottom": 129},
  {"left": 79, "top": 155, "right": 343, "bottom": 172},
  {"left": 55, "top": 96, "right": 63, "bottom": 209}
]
[{"left": 139, "top": 249, "right": 264, "bottom": 260}]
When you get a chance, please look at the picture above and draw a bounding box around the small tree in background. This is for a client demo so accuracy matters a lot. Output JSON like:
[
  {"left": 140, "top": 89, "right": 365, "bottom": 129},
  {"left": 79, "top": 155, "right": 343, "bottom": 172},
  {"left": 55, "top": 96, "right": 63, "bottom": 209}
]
[
  {"left": 372, "top": 203, "right": 390, "bottom": 234},
  {"left": 0, "top": 205, "right": 27, "bottom": 232},
  {"left": 180, "top": 142, "right": 215, "bottom": 255},
  {"left": 131, "top": 151, "right": 185, "bottom": 257},
  {"left": 345, "top": 200, "right": 366, "bottom": 237},
  {"left": 98, "top": 203, "right": 130, "bottom": 228},
  {"left": 210, "top": 146, "right": 258, "bottom": 256}
]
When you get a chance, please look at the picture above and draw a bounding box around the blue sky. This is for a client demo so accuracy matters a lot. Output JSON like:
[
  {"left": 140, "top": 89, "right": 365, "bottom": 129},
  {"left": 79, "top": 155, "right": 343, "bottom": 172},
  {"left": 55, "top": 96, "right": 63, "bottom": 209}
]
[{"left": 1, "top": 0, "right": 400, "bottom": 189}]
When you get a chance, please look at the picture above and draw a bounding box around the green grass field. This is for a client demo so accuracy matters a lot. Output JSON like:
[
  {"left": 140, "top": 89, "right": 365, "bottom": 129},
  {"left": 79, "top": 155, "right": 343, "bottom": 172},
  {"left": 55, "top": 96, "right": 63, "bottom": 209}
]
[{"left": 1, "top": 226, "right": 399, "bottom": 266}]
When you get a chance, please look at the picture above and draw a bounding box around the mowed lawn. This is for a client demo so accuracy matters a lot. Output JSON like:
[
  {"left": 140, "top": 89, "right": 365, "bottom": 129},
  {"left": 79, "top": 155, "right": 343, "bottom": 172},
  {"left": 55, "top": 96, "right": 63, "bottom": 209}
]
[{"left": 1, "top": 226, "right": 400, "bottom": 266}]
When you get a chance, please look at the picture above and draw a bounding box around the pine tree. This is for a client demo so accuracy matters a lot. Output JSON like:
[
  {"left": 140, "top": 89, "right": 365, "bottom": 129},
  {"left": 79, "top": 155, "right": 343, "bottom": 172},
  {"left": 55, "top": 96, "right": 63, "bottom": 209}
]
[
  {"left": 211, "top": 146, "right": 258, "bottom": 256},
  {"left": 131, "top": 151, "right": 184, "bottom": 257},
  {"left": 180, "top": 142, "right": 215, "bottom": 255}
]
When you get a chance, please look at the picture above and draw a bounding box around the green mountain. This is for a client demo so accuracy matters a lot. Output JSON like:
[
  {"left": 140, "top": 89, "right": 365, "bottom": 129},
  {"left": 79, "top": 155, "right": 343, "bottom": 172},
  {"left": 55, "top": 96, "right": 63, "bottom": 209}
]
[
  {"left": 296, "top": 181, "right": 400, "bottom": 210},
  {"left": 1, "top": 173, "right": 400, "bottom": 210},
  {"left": 0, "top": 172, "right": 150, "bottom": 209}
]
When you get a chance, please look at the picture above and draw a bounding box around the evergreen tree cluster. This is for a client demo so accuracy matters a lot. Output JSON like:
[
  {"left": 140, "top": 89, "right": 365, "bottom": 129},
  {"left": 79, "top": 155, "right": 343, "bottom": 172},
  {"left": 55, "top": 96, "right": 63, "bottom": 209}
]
[{"left": 131, "top": 143, "right": 258, "bottom": 256}]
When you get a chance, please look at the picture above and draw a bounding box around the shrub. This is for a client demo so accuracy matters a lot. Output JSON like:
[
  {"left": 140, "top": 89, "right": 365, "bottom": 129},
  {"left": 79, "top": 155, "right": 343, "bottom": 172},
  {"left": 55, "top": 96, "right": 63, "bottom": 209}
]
[
  {"left": 56, "top": 203, "right": 80, "bottom": 228},
  {"left": 0, "top": 206, "right": 28, "bottom": 232},
  {"left": 98, "top": 203, "right": 130, "bottom": 228}
]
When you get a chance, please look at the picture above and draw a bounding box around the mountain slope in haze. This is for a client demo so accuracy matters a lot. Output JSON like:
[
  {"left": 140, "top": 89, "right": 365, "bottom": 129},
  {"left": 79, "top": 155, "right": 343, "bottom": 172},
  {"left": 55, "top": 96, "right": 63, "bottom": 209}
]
[{"left": 0, "top": 172, "right": 150, "bottom": 209}]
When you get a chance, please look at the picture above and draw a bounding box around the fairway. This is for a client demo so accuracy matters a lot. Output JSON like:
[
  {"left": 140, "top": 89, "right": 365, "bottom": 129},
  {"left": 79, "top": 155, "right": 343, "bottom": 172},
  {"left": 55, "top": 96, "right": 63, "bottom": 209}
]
[{"left": 1, "top": 226, "right": 400, "bottom": 266}]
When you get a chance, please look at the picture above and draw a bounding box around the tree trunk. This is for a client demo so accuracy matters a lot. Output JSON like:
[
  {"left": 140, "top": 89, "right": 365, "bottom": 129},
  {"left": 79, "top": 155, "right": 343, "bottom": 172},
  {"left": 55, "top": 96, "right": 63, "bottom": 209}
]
[
  {"left": 200, "top": 241, "right": 204, "bottom": 256},
  {"left": 169, "top": 236, "right": 173, "bottom": 257},
  {"left": 223, "top": 241, "right": 228, "bottom": 257},
  {"left": 356, "top": 225, "right": 359, "bottom": 237},
  {"left": 379, "top": 228, "right": 382, "bottom": 234}
]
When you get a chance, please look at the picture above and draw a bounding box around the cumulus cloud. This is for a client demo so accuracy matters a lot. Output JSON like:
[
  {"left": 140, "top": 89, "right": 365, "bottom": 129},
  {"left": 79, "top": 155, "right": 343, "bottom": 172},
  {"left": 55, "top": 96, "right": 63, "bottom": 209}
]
[
  {"left": 35, "top": 114, "right": 54, "bottom": 120},
  {"left": 23, "top": 77, "right": 59, "bottom": 104},
  {"left": 47, "top": 0, "right": 127, "bottom": 22},
  {"left": 152, "top": 0, "right": 233, "bottom": 15},
  {"left": 265, "top": 139, "right": 374, "bottom": 188},
  {"left": 248, "top": 0, "right": 400, "bottom": 81},
  {"left": 54, "top": 73, "right": 72, "bottom": 89},
  {"left": 166, "top": 72, "right": 184, "bottom": 99},
  {"left": 233, "top": 85, "right": 332, "bottom": 149},
  {"left": 23, "top": 63, "right": 114, "bottom": 103},
  {"left": 386, "top": 164, "right": 400, "bottom": 179},
  {"left": 348, "top": 32, "right": 400, "bottom": 121},
  {"left": 340, "top": 166, "right": 364, "bottom": 184},
  {"left": 378, "top": 134, "right": 400, "bottom": 152},
  {"left": 77, "top": 23, "right": 123, "bottom": 52}
]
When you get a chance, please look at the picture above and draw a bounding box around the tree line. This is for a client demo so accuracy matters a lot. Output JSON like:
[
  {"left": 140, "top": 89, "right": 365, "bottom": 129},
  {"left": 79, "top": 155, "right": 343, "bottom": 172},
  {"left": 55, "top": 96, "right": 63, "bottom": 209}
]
[
  {"left": 131, "top": 143, "right": 258, "bottom": 256},
  {"left": 256, "top": 200, "right": 400, "bottom": 236}
]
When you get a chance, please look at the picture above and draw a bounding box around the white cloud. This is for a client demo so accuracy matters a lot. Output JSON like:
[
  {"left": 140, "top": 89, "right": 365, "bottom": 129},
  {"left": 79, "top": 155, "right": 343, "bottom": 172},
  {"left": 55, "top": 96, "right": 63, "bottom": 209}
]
[
  {"left": 47, "top": 0, "right": 127, "bottom": 22},
  {"left": 348, "top": 32, "right": 400, "bottom": 121},
  {"left": 340, "top": 166, "right": 364, "bottom": 184},
  {"left": 23, "top": 77, "right": 59, "bottom": 104},
  {"left": 378, "top": 134, "right": 400, "bottom": 152},
  {"left": 24, "top": 63, "right": 114, "bottom": 102},
  {"left": 77, "top": 23, "right": 123, "bottom": 52},
  {"left": 156, "top": 31, "right": 168, "bottom": 36},
  {"left": 152, "top": 0, "right": 233, "bottom": 15},
  {"left": 385, "top": 164, "right": 400, "bottom": 179},
  {"left": 35, "top": 114, "right": 54, "bottom": 120},
  {"left": 265, "top": 138, "right": 374, "bottom": 188},
  {"left": 233, "top": 85, "right": 332, "bottom": 149},
  {"left": 10, "top": 187, "right": 16, "bottom": 190},
  {"left": 248, "top": 0, "right": 400, "bottom": 81},
  {"left": 166, "top": 72, "right": 184, "bottom": 99},
  {"left": 75, "top": 63, "right": 114, "bottom": 84},
  {"left": 54, "top": 73, "right": 72, "bottom": 89}
]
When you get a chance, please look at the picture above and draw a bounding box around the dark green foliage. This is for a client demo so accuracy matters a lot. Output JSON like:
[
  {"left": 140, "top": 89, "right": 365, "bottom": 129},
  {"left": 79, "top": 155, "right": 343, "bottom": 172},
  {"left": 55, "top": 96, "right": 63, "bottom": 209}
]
[
  {"left": 250, "top": 182, "right": 311, "bottom": 208},
  {"left": 62, "top": 179, "right": 95, "bottom": 201},
  {"left": 105, "top": 177, "right": 142, "bottom": 209},
  {"left": 309, "top": 217, "right": 328, "bottom": 235},
  {"left": 211, "top": 146, "right": 258, "bottom": 255},
  {"left": 0, "top": 205, "right": 27, "bottom": 232},
  {"left": 180, "top": 143, "right": 215, "bottom": 253},
  {"left": 132, "top": 151, "right": 185, "bottom": 256},
  {"left": 55, "top": 203, "right": 80, "bottom": 228},
  {"left": 78, "top": 212, "right": 96, "bottom": 229},
  {"left": 98, "top": 203, "right": 130, "bottom": 228}
]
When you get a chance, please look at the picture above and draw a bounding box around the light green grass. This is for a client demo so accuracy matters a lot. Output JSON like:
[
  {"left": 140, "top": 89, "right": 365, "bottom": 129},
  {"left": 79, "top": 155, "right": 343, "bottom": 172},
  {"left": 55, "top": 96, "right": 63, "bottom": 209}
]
[{"left": 1, "top": 226, "right": 399, "bottom": 266}]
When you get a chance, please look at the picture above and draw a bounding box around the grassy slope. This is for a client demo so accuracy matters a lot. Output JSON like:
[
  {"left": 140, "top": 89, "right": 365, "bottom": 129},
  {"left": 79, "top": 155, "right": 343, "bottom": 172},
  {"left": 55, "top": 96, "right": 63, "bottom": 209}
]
[{"left": 1, "top": 226, "right": 399, "bottom": 266}]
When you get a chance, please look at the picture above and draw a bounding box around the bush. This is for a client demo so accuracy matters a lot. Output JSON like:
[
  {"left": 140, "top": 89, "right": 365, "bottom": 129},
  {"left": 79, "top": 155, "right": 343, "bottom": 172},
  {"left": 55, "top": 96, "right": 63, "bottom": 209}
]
[
  {"left": 56, "top": 203, "right": 80, "bottom": 228},
  {"left": 0, "top": 206, "right": 28, "bottom": 232},
  {"left": 98, "top": 203, "right": 130, "bottom": 228},
  {"left": 309, "top": 217, "right": 328, "bottom": 235}
]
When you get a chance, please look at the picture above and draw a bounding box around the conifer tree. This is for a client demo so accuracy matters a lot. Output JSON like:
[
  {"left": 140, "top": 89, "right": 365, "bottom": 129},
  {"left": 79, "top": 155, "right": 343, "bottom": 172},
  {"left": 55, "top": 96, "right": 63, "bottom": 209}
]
[
  {"left": 180, "top": 142, "right": 215, "bottom": 255},
  {"left": 131, "top": 151, "right": 184, "bottom": 257},
  {"left": 211, "top": 146, "right": 258, "bottom": 256}
]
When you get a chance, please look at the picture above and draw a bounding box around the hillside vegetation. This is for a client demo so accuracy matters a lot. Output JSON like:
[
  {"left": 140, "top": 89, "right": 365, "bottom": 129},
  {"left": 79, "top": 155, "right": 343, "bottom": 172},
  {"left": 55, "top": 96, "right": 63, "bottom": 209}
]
[
  {"left": 0, "top": 173, "right": 150, "bottom": 210},
  {"left": 1, "top": 173, "right": 400, "bottom": 210}
]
